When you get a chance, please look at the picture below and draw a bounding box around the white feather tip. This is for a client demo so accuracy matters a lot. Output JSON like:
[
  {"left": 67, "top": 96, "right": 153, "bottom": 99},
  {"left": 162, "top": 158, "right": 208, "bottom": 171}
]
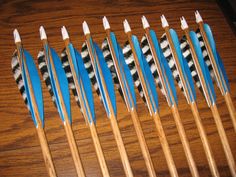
[
  {"left": 82, "top": 21, "right": 90, "bottom": 35},
  {"left": 161, "top": 15, "right": 169, "bottom": 28},
  {"left": 180, "top": 16, "right": 188, "bottom": 30},
  {"left": 195, "top": 10, "right": 203, "bottom": 23},
  {"left": 61, "top": 26, "right": 69, "bottom": 40},
  {"left": 141, "top": 16, "right": 150, "bottom": 29},
  {"left": 39, "top": 26, "right": 47, "bottom": 40},
  {"left": 13, "top": 29, "right": 21, "bottom": 43},
  {"left": 103, "top": 16, "right": 110, "bottom": 30},
  {"left": 123, "top": 19, "right": 131, "bottom": 33}
]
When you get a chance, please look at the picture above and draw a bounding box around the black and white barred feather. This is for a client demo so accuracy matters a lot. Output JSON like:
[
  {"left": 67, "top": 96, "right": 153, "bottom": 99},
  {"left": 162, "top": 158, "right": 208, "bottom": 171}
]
[
  {"left": 60, "top": 49, "right": 82, "bottom": 109},
  {"left": 11, "top": 51, "right": 30, "bottom": 110},
  {"left": 140, "top": 37, "right": 165, "bottom": 96},
  {"left": 122, "top": 41, "right": 146, "bottom": 103},
  {"left": 180, "top": 28, "right": 215, "bottom": 87},
  {"left": 101, "top": 39, "right": 124, "bottom": 98},
  {"left": 81, "top": 43, "right": 102, "bottom": 100},
  {"left": 37, "top": 50, "right": 57, "bottom": 106},
  {"left": 158, "top": 29, "right": 214, "bottom": 94}
]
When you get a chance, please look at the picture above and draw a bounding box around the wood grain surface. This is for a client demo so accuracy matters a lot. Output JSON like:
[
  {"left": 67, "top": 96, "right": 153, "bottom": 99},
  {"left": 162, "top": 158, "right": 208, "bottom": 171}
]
[{"left": 0, "top": 0, "right": 236, "bottom": 176}]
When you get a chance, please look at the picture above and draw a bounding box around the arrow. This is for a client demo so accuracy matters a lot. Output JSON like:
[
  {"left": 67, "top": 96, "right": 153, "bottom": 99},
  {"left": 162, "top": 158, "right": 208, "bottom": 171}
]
[
  {"left": 82, "top": 21, "right": 133, "bottom": 177},
  {"left": 60, "top": 26, "right": 110, "bottom": 177},
  {"left": 12, "top": 29, "right": 57, "bottom": 177},
  {"left": 181, "top": 16, "right": 236, "bottom": 176},
  {"left": 160, "top": 15, "right": 200, "bottom": 177},
  {"left": 141, "top": 15, "right": 219, "bottom": 176},
  {"left": 195, "top": 11, "right": 236, "bottom": 132},
  {"left": 38, "top": 26, "right": 85, "bottom": 177},
  {"left": 102, "top": 16, "right": 156, "bottom": 177},
  {"left": 123, "top": 19, "right": 178, "bottom": 177}
]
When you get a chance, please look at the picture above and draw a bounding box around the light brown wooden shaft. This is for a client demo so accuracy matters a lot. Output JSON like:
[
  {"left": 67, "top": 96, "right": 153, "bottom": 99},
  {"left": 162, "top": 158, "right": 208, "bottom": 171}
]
[
  {"left": 224, "top": 92, "right": 236, "bottom": 132},
  {"left": 210, "top": 104, "right": 236, "bottom": 176},
  {"left": 16, "top": 43, "right": 57, "bottom": 177},
  {"left": 171, "top": 106, "right": 199, "bottom": 177},
  {"left": 153, "top": 113, "right": 179, "bottom": 177},
  {"left": 64, "top": 122, "right": 86, "bottom": 177},
  {"left": 37, "top": 126, "right": 57, "bottom": 177},
  {"left": 42, "top": 39, "right": 86, "bottom": 176},
  {"left": 110, "top": 114, "right": 133, "bottom": 177},
  {"left": 190, "top": 102, "right": 219, "bottom": 177},
  {"left": 89, "top": 122, "right": 110, "bottom": 177},
  {"left": 130, "top": 109, "right": 156, "bottom": 177}
]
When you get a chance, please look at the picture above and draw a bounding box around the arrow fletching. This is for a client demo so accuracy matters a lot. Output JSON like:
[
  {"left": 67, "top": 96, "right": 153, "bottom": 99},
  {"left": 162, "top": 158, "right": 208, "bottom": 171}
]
[
  {"left": 203, "top": 23, "right": 230, "bottom": 94},
  {"left": 189, "top": 31, "right": 216, "bottom": 106},
  {"left": 141, "top": 29, "right": 178, "bottom": 106},
  {"left": 38, "top": 46, "right": 71, "bottom": 123},
  {"left": 180, "top": 29, "right": 215, "bottom": 94},
  {"left": 102, "top": 32, "right": 136, "bottom": 111},
  {"left": 169, "top": 29, "right": 196, "bottom": 103},
  {"left": 12, "top": 49, "right": 44, "bottom": 127},
  {"left": 61, "top": 44, "right": 96, "bottom": 124},
  {"left": 81, "top": 40, "right": 116, "bottom": 117},
  {"left": 124, "top": 35, "right": 158, "bottom": 115}
]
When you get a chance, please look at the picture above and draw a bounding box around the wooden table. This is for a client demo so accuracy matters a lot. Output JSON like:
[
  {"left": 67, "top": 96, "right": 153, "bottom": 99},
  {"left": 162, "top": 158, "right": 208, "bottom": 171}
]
[{"left": 0, "top": 0, "right": 235, "bottom": 176}]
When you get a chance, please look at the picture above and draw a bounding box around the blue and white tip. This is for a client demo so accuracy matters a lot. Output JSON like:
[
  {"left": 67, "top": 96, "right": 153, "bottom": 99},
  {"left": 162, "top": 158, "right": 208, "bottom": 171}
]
[
  {"left": 61, "top": 26, "right": 69, "bottom": 40},
  {"left": 123, "top": 19, "right": 131, "bottom": 33},
  {"left": 180, "top": 16, "right": 188, "bottom": 30},
  {"left": 39, "top": 26, "right": 47, "bottom": 40},
  {"left": 141, "top": 16, "right": 150, "bottom": 29},
  {"left": 195, "top": 10, "right": 203, "bottom": 23},
  {"left": 13, "top": 29, "right": 21, "bottom": 43},
  {"left": 161, "top": 15, "right": 169, "bottom": 28},
  {"left": 103, "top": 16, "right": 110, "bottom": 30},
  {"left": 82, "top": 21, "right": 90, "bottom": 35}
]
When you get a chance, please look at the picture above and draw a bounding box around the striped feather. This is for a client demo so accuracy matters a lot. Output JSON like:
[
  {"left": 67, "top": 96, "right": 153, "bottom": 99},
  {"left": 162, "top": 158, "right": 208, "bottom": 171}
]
[
  {"left": 81, "top": 42, "right": 101, "bottom": 100},
  {"left": 140, "top": 36, "right": 165, "bottom": 95},
  {"left": 101, "top": 39, "right": 124, "bottom": 98},
  {"left": 61, "top": 48, "right": 81, "bottom": 108},
  {"left": 11, "top": 51, "right": 30, "bottom": 110},
  {"left": 37, "top": 50, "right": 57, "bottom": 106},
  {"left": 179, "top": 29, "right": 215, "bottom": 91},
  {"left": 122, "top": 41, "right": 146, "bottom": 103}
]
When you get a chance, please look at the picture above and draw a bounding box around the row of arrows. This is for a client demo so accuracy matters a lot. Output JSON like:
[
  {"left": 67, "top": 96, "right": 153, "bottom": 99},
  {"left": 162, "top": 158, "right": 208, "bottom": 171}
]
[{"left": 12, "top": 11, "right": 235, "bottom": 177}]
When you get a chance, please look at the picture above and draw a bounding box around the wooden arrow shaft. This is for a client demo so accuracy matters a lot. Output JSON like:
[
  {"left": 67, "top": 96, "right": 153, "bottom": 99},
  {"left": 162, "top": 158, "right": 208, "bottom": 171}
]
[
  {"left": 153, "top": 113, "right": 179, "bottom": 177},
  {"left": 42, "top": 40, "right": 85, "bottom": 177},
  {"left": 224, "top": 92, "right": 236, "bottom": 132},
  {"left": 105, "top": 30, "right": 155, "bottom": 176},
  {"left": 110, "top": 114, "right": 133, "bottom": 177},
  {"left": 64, "top": 121, "right": 85, "bottom": 177},
  {"left": 89, "top": 122, "right": 110, "bottom": 176},
  {"left": 171, "top": 105, "right": 199, "bottom": 177},
  {"left": 84, "top": 34, "right": 133, "bottom": 176},
  {"left": 16, "top": 43, "right": 57, "bottom": 177},
  {"left": 190, "top": 102, "right": 219, "bottom": 177},
  {"left": 210, "top": 104, "right": 236, "bottom": 176},
  {"left": 130, "top": 109, "right": 156, "bottom": 177},
  {"left": 37, "top": 125, "right": 57, "bottom": 177}
]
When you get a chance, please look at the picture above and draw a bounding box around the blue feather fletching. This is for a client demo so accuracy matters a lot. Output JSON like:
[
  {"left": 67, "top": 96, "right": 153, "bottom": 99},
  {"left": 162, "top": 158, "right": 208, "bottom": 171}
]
[
  {"left": 132, "top": 35, "right": 158, "bottom": 114},
  {"left": 169, "top": 29, "right": 196, "bottom": 103},
  {"left": 149, "top": 29, "right": 178, "bottom": 106},
  {"left": 21, "top": 50, "right": 44, "bottom": 127},
  {"left": 45, "top": 46, "right": 71, "bottom": 123},
  {"left": 68, "top": 43, "right": 95, "bottom": 123},
  {"left": 90, "top": 40, "right": 116, "bottom": 117},
  {"left": 190, "top": 31, "right": 216, "bottom": 105},
  {"left": 203, "top": 24, "right": 230, "bottom": 94},
  {"left": 110, "top": 32, "right": 136, "bottom": 110}
]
